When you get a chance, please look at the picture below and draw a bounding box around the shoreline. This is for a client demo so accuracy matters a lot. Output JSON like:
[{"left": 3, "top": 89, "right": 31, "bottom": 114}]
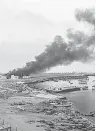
[
  {"left": 64, "top": 90, "right": 95, "bottom": 122},
  {"left": 0, "top": 79, "right": 95, "bottom": 131},
  {"left": 71, "top": 100, "right": 95, "bottom": 124},
  {"left": 0, "top": 93, "right": 95, "bottom": 131}
]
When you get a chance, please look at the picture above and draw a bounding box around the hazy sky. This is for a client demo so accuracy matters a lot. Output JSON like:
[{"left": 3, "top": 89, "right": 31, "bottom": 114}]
[{"left": 0, "top": 0, "right": 95, "bottom": 73}]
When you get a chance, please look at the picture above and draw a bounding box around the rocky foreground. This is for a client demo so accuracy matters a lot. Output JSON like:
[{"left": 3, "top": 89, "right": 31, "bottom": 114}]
[
  {"left": 11, "top": 97, "right": 95, "bottom": 131},
  {"left": 0, "top": 80, "right": 95, "bottom": 131}
]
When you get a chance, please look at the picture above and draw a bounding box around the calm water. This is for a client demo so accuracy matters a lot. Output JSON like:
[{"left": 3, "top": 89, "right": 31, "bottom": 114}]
[
  {"left": 65, "top": 90, "right": 95, "bottom": 121},
  {"left": 65, "top": 90, "right": 95, "bottom": 114},
  {"left": 36, "top": 78, "right": 95, "bottom": 120}
]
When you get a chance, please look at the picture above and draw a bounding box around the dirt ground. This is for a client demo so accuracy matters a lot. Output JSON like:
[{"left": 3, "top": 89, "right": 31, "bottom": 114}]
[{"left": 0, "top": 80, "right": 95, "bottom": 131}]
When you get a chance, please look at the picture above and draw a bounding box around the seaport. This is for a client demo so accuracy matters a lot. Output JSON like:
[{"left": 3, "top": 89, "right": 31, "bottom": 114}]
[
  {"left": 0, "top": 2, "right": 95, "bottom": 131},
  {"left": 0, "top": 73, "right": 95, "bottom": 131}
]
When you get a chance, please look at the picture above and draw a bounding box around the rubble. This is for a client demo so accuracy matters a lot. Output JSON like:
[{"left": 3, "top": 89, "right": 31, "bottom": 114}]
[
  {"left": 0, "top": 80, "right": 95, "bottom": 131},
  {"left": 24, "top": 97, "right": 95, "bottom": 131}
]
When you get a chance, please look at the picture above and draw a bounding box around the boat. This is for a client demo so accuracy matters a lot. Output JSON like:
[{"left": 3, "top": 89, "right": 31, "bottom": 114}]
[
  {"left": 85, "top": 111, "right": 95, "bottom": 117},
  {"left": 46, "top": 86, "right": 80, "bottom": 93},
  {"left": 54, "top": 103, "right": 72, "bottom": 107},
  {"left": 82, "top": 86, "right": 88, "bottom": 90},
  {"left": 79, "top": 80, "right": 87, "bottom": 84}
]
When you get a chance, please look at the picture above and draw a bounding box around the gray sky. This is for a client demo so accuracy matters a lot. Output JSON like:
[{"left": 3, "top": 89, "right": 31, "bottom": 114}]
[{"left": 0, "top": 0, "right": 95, "bottom": 73}]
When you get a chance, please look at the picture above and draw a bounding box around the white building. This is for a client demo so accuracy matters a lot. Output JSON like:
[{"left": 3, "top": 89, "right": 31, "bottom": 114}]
[
  {"left": 11, "top": 75, "right": 18, "bottom": 79},
  {"left": 23, "top": 76, "right": 29, "bottom": 79}
]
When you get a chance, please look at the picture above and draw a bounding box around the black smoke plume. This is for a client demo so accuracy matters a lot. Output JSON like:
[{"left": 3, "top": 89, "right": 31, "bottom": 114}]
[{"left": 6, "top": 8, "right": 95, "bottom": 77}]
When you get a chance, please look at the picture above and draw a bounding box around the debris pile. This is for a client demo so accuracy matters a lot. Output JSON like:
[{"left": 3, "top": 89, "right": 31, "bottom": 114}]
[{"left": 25, "top": 97, "right": 95, "bottom": 131}]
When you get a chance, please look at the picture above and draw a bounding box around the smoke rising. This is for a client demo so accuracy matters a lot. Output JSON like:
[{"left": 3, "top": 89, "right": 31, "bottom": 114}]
[
  {"left": 75, "top": 8, "right": 95, "bottom": 26},
  {"left": 7, "top": 8, "right": 95, "bottom": 77}
]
